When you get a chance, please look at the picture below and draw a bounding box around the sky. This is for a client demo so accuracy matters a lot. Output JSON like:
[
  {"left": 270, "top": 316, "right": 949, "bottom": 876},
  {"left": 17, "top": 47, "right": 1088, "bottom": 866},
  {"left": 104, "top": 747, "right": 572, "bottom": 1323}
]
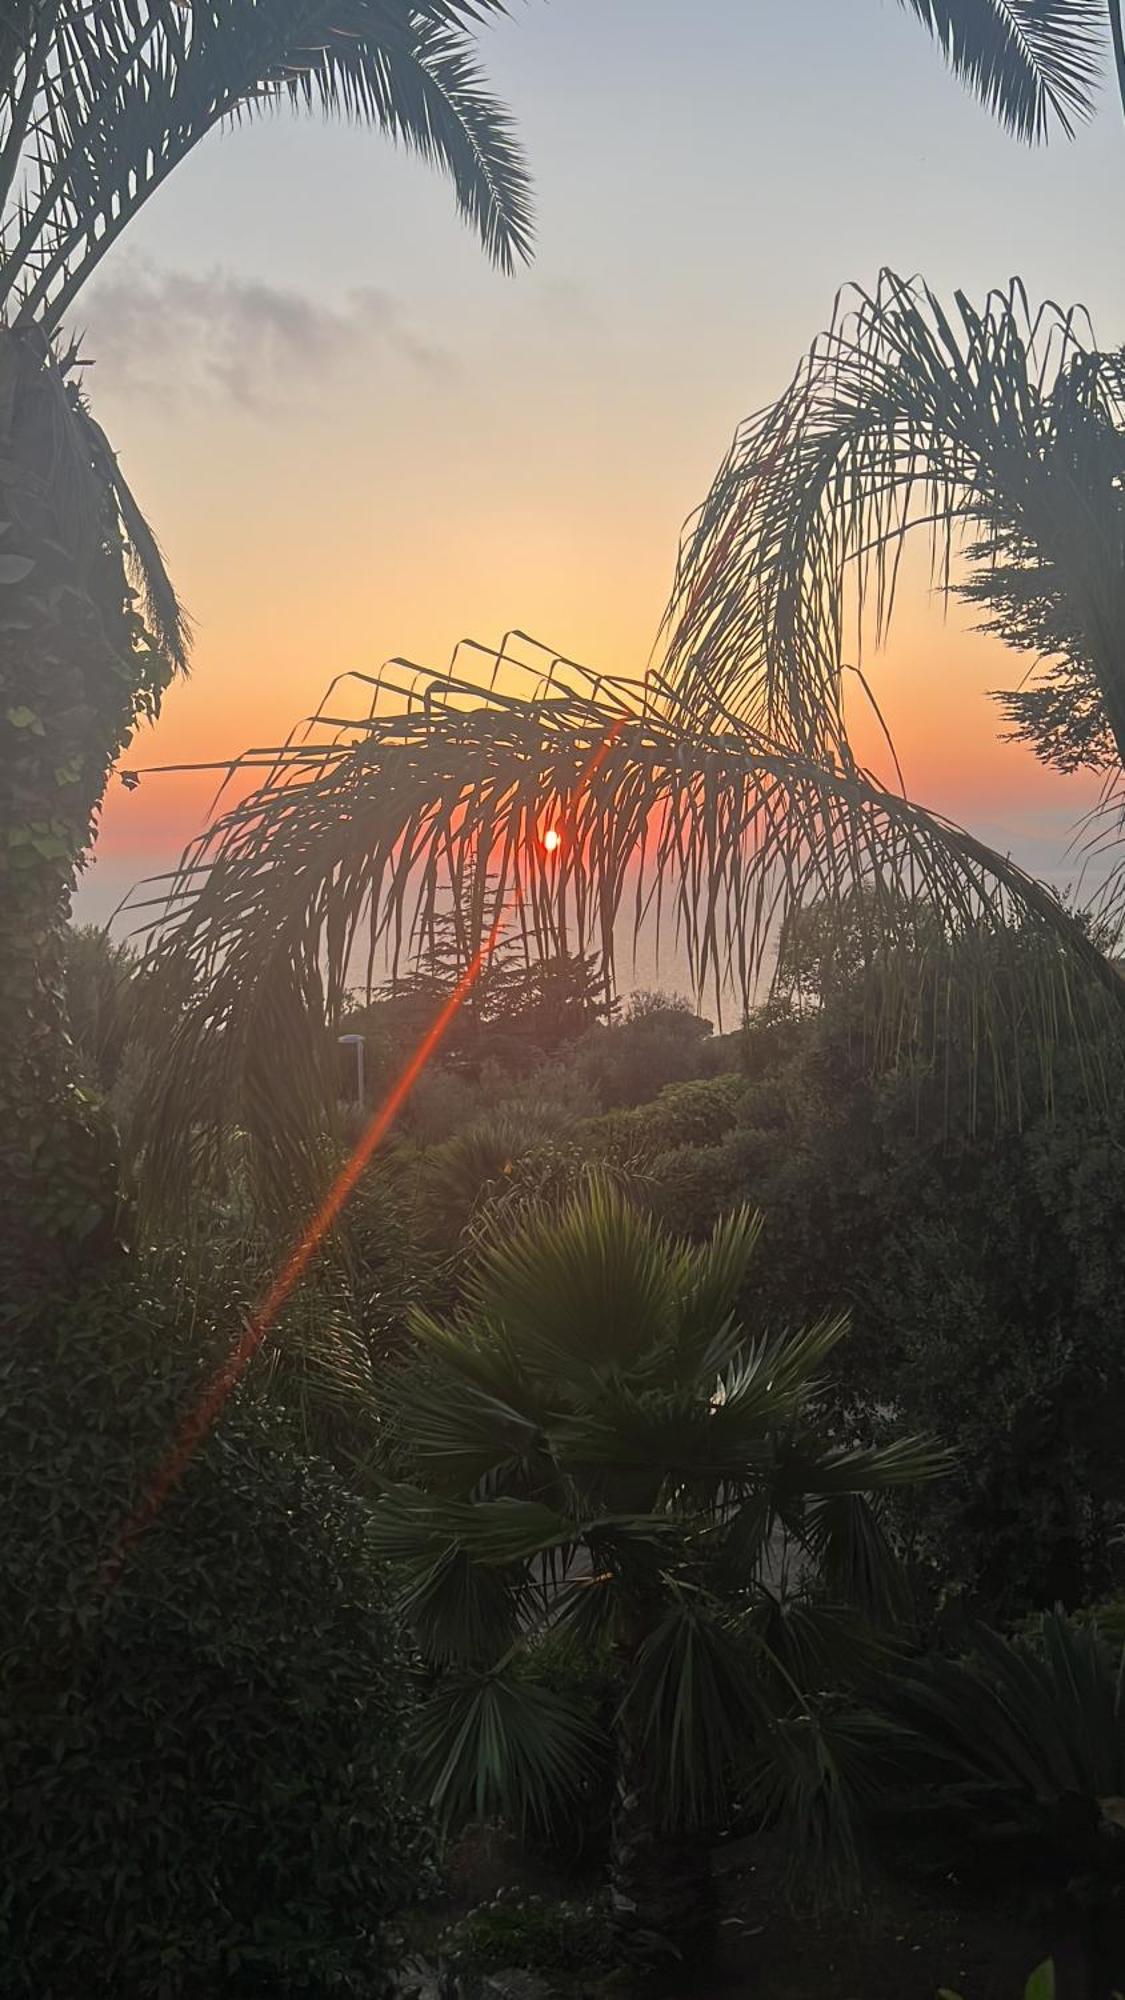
[{"left": 74, "top": 0, "right": 1125, "bottom": 935}]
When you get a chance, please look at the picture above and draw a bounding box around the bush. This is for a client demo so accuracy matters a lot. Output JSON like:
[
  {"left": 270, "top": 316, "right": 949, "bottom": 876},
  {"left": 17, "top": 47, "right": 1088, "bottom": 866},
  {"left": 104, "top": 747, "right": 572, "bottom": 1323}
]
[
  {"left": 438, "top": 1890, "right": 616, "bottom": 1980},
  {"left": 881, "top": 1615, "right": 1125, "bottom": 1989},
  {"left": 0, "top": 1277, "right": 434, "bottom": 1997}
]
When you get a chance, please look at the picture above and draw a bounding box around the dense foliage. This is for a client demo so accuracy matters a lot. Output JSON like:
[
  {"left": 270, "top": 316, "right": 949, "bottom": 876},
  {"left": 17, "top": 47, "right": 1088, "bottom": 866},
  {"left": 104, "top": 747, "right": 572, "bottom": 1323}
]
[
  {"left": 0, "top": 1278, "right": 433, "bottom": 1997},
  {"left": 372, "top": 1180, "right": 942, "bottom": 1953}
]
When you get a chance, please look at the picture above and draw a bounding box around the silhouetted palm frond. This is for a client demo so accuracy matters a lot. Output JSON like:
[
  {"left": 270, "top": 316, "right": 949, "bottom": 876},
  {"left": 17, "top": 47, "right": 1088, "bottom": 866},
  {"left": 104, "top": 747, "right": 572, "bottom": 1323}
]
[
  {"left": 130, "top": 632, "right": 1122, "bottom": 1210},
  {"left": 0, "top": 2, "right": 531, "bottom": 337},
  {"left": 898, "top": 0, "right": 1106, "bottom": 141},
  {"left": 663, "top": 272, "right": 1125, "bottom": 775},
  {"left": 0, "top": 3, "right": 531, "bottom": 685}
]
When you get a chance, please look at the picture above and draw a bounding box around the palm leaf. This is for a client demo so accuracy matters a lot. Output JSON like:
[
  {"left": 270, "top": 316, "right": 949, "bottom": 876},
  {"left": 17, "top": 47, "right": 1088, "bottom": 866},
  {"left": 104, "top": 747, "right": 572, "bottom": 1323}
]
[
  {"left": 898, "top": 1, "right": 1105, "bottom": 141},
  {"left": 0, "top": 1, "right": 532, "bottom": 335},
  {"left": 886, "top": 1613, "right": 1125, "bottom": 1803},
  {"left": 663, "top": 273, "right": 1125, "bottom": 775},
  {"left": 745, "top": 1699, "right": 895, "bottom": 1906},
  {"left": 410, "top": 1667, "right": 607, "bottom": 1832},
  {"left": 131, "top": 633, "right": 1124, "bottom": 1212},
  {"left": 80, "top": 405, "right": 190, "bottom": 671},
  {"left": 669, "top": 1204, "right": 763, "bottom": 1373},
  {"left": 370, "top": 1481, "right": 577, "bottom": 1567},
  {"left": 460, "top": 1176, "right": 678, "bottom": 1380},
  {"left": 622, "top": 1592, "right": 773, "bottom": 1829},
  {"left": 383, "top": 1350, "right": 549, "bottom": 1496}
]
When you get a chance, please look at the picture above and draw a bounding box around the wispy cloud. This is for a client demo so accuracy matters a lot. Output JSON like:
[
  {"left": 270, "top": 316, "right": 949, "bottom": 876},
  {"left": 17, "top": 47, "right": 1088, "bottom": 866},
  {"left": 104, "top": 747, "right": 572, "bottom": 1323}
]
[{"left": 82, "top": 260, "right": 451, "bottom": 408}]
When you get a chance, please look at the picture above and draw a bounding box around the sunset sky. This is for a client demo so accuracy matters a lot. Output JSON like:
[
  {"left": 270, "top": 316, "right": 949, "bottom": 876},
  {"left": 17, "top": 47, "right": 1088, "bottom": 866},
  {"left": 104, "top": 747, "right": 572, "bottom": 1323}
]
[{"left": 76, "top": 0, "right": 1125, "bottom": 933}]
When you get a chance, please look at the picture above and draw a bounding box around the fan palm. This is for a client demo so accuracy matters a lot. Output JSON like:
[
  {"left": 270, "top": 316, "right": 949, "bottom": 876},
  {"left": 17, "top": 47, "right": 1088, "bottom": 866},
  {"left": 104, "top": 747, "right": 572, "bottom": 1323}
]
[
  {"left": 368, "top": 1180, "right": 943, "bottom": 1953},
  {"left": 137, "top": 271, "right": 1125, "bottom": 1212},
  {"left": 0, "top": 1, "right": 532, "bottom": 1295}
]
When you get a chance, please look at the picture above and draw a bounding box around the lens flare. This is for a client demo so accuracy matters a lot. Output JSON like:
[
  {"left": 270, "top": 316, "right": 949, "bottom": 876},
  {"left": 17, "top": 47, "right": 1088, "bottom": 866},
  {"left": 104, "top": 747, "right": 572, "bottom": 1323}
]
[
  {"left": 105, "top": 718, "right": 630, "bottom": 1592},
  {"left": 100, "top": 917, "right": 506, "bottom": 1592}
]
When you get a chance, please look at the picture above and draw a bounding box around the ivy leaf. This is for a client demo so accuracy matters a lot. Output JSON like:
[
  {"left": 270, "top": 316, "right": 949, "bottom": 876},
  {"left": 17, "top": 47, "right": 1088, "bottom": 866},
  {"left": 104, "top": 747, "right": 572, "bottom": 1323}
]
[
  {"left": 6, "top": 705, "right": 39, "bottom": 730},
  {"left": 0, "top": 553, "right": 35, "bottom": 584}
]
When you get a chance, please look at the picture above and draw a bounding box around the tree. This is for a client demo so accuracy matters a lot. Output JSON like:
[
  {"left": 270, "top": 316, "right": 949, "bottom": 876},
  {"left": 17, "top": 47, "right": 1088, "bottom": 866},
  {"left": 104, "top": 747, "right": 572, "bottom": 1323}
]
[
  {"left": 589, "top": 930, "right": 1125, "bottom": 1621},
  {"left": 0, "top": 1, "right": 532, "bottom": 1298},
  {"left": 343, "top": 918, "right": 612, "bottom": 1083},
  {"left": 369, "top": 1180, "right": 944, "bottom": 1955}
]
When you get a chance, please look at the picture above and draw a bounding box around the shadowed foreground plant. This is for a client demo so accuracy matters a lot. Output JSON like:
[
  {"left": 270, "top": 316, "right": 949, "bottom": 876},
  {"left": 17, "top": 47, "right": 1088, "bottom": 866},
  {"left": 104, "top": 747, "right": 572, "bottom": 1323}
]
[
  {"left": 884, "top": 1614, "right": 1125, "bottom": 1999},
  {"left": 0, "top": 1272, "right": 434, "bottom": 1996},
  {"left": 366, "top": 1179, "right": 945, "bottom": 1959}
]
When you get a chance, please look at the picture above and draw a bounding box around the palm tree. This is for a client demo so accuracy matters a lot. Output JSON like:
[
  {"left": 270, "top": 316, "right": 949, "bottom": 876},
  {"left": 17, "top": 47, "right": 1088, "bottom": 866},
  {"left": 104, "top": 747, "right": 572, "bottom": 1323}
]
[
  {"left": 885, "top": 1613, "right": 1125, "bottom": 1996},
  {"left": 0, "top": 1, "right": 532, "bottom": 1296},
  {"left": 138, "top": 272, "right": 1125, "bottom": 1210},
  {"left": 897, "top": 0, "right": 1111, "bottom": 140},
  {"left": 367, "top": 1180, "right": 942, "bottom": 1954}
]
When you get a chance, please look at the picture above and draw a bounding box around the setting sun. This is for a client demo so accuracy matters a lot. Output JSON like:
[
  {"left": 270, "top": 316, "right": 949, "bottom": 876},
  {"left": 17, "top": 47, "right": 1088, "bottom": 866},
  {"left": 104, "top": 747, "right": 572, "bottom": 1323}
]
[{"left": 542, "top": 827, "right": 561, "bottom": 853}]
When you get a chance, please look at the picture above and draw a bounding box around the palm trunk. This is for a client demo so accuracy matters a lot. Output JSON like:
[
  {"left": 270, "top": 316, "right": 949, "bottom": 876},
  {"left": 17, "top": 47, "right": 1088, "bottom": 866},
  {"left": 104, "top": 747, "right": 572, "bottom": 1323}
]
[
  {"left": 608, "top": 1727, "right": 718, "bottom": 1971},
  {"left": 1081, "top": 1903, "right": 1125, "bottom": 2000},
  {"left": 0, "top": 333, "right": 154, "bottom": 1302}
]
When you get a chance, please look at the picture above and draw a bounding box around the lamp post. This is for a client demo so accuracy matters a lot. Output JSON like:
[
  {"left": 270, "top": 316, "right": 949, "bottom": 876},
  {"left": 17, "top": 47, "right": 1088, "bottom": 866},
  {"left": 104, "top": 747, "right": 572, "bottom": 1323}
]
[{"left": 337, "top": 1033, "right": 366, "bottom": 1110}]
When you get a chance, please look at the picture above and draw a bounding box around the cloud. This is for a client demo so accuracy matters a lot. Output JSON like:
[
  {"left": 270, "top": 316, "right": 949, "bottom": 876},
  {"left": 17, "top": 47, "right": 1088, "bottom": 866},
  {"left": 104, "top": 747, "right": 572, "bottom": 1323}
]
[{"left": 82, "top": 261, "right": 451, "bottom": 408}]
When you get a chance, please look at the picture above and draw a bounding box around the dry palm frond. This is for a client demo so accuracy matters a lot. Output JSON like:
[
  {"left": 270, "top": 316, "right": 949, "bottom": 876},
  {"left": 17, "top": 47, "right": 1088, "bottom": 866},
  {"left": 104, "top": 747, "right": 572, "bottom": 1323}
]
[{"left": 130, "top": 633, "right": 1123, "bottom": 1214}]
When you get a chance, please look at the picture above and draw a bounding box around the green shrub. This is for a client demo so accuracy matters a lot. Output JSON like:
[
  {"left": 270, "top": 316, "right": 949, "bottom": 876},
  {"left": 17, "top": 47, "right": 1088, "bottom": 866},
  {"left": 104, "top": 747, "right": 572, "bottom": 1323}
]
[
  {"left": 0, "top": 1277, "right": 434, "bottom": 1997},
  {"left": 438, "top": 1890, "right": 616, "bottom": 1979}
]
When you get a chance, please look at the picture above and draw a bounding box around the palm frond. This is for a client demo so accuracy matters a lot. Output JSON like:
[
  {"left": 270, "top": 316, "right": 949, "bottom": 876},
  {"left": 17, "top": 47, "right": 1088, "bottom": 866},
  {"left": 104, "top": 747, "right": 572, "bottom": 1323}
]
[
  {"left": 800, "top": 1491, "right": 912, "bottom": 1625},
  {"left": 898, "top": 0, "right": 1105, "bottom": 141},
  {"left": 887, "top": 1613, "right": 1125, "bottom": 1803},
  {"left": 383, "top": 1350, "right": 548, "bottom": 1496},
  {"left": 790, "top": 1435, "right": 956, "bottom": 1495},
  {"left": 410, "top": 1667, "right": 607, "bottom": 1832},
  {"left": 80, "top": 406, "right": 190, "bottom": 672},
  {"left": 130, "top": 635, "right": 1124, "bottom": 1213},
  {"left": 461, "top": 1176, "right": 677, "bottom": 1381},
  {"left": 669, "top": 1204, "right": 763, "bottom": 1372},
  {"left": 370, "top": 1481, "right": 577, "bottom": 1567},
  {"left": 745, "top": 1701, "right": 894, "bottom": 1906},
  {"left": 0, "top": 1, "right": 531, "bottom": 334},
  {"left": 366, "top": 1481, "right": 571, "bottom": 1659},
  {"left": 663, "top": 272, "right": 1125, "bottom": 773},
  {"left": 622, "top": 1593, "right": 772, "bottom": 1830}
]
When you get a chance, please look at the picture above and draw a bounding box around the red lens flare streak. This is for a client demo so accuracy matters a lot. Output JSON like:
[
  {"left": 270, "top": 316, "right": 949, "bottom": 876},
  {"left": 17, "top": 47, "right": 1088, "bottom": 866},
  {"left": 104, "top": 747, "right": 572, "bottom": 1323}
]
[
  {"left": 104, "top": 717, "right": 630, "bottom": 1586},
  {"left": 102, "top": 914, "right": 506, "bottom": 1590}
]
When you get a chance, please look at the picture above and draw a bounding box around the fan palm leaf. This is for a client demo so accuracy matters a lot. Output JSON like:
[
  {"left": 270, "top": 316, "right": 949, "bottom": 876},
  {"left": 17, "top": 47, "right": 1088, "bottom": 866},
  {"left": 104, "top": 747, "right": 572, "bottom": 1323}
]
[{"left": 410, "top": 1667, "right": 607, "bottom": 1832}]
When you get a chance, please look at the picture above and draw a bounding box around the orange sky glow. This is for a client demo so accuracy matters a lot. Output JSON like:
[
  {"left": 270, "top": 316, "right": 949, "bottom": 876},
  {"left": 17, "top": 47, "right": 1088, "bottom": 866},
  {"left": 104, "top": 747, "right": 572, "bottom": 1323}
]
[{"left": 73, "top": 0, "right": 1123, "bottom": 941}]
